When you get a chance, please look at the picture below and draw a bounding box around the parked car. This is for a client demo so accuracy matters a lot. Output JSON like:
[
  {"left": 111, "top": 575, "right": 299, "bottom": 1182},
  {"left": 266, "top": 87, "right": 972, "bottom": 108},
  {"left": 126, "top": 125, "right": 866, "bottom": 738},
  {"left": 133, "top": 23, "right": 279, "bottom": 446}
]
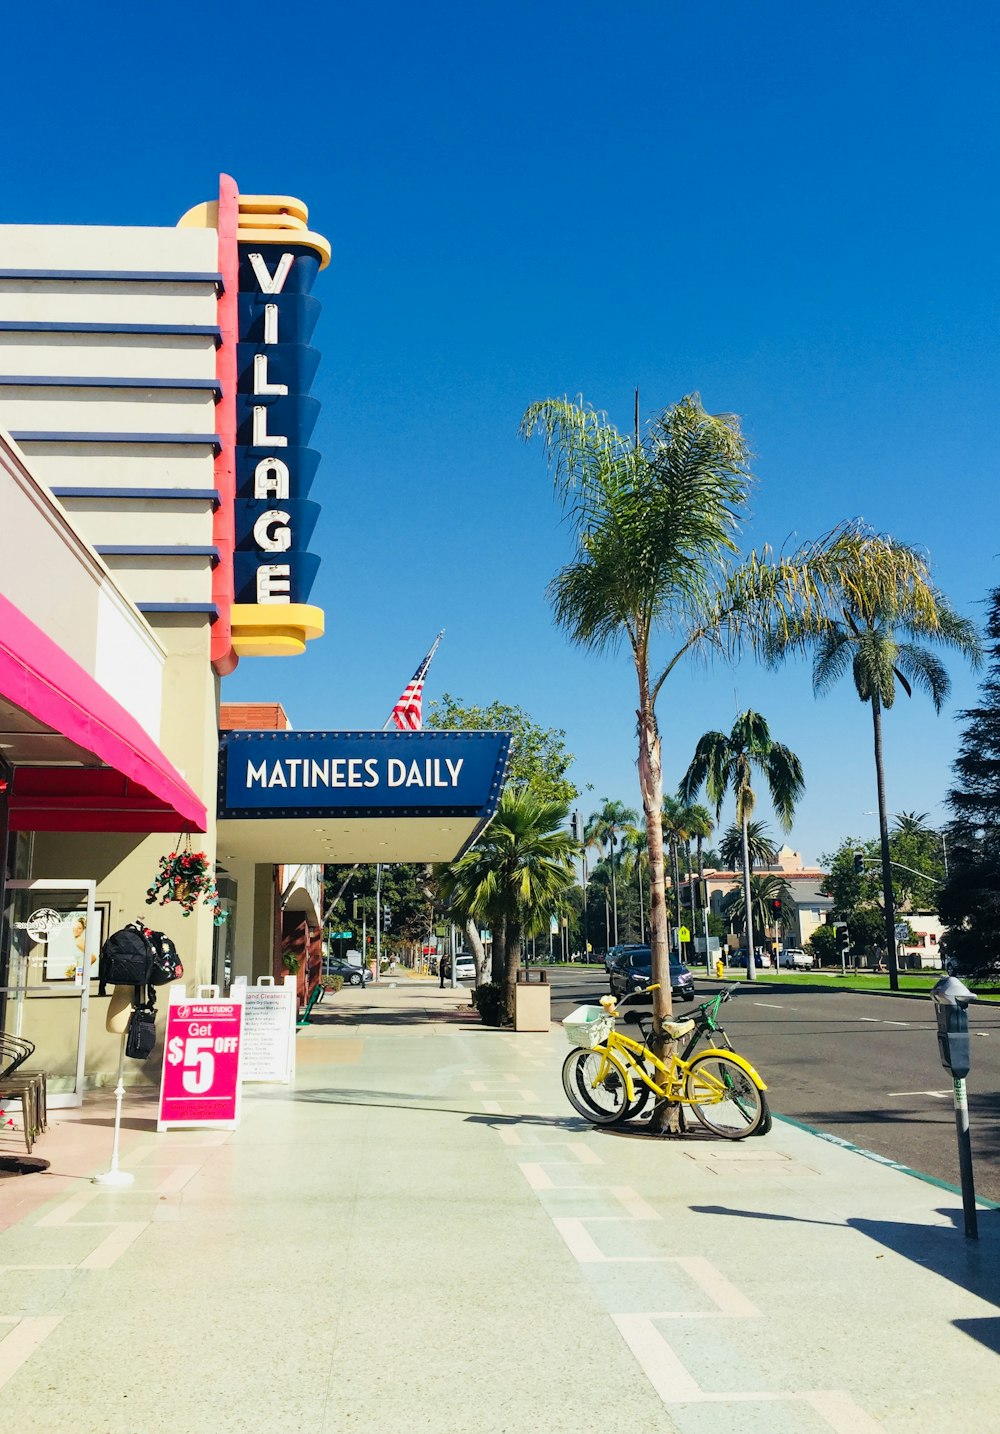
[
  {"left": 440, "top": 952, "right": 476, "bottom": 982},
  {"left": 608, "top": 947, "right": 695, "bottom": 1001},
  {"left": 779, "top": 948, "right": 814, "bottom": 970},
  {"left": 731, "top": 949, "right": 773, "bottom": 969},
  {"left": 323, "top": 958, "right": 370, "bottom": 986}
]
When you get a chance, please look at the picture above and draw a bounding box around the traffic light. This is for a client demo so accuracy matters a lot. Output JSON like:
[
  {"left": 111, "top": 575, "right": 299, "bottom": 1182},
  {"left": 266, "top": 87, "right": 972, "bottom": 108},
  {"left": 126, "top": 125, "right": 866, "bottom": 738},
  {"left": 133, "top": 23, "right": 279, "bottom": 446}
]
[
  {"left": 834, "top": 921, "right": 850, "bottom": 947},
  {"left": 853, "top": 851, "right": 865, "bottom": 876},
  {"left": 769, "top": 899, "right": 782, "bottom": 916},
  {"left": 351, "top": 897, "right": 359, "bottom": 919},
  {"left": 570, "top": 811, "right": 581, "bottom": 842}
]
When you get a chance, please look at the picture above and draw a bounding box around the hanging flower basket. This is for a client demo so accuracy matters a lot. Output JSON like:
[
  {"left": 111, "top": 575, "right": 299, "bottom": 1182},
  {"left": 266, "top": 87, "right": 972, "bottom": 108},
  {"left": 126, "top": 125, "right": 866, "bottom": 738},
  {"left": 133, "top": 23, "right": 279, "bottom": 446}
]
[{"left": 146, "top": 837, "right": 228, "bottom": 925}]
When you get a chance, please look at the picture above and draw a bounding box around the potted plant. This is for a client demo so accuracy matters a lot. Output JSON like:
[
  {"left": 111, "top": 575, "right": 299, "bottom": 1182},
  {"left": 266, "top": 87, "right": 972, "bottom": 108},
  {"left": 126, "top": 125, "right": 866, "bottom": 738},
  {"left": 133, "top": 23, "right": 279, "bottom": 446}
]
[{"left": 146, "top": 837, "right": 227, "bottom": 924}]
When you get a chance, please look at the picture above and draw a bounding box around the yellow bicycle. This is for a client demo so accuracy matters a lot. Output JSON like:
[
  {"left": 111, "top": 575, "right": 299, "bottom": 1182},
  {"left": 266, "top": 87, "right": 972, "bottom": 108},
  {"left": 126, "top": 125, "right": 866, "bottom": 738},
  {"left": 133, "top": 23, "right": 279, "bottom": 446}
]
[{"left": 561, "top": 985, "right": 768, "bottom": 1139}]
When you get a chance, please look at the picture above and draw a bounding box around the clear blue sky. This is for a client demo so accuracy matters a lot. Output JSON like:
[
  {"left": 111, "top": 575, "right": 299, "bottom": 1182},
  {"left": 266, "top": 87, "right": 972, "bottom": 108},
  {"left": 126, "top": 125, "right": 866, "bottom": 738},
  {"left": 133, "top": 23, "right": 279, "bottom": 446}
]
[{"left": 7, "top": 1, "right": 999, "bottom": 863}]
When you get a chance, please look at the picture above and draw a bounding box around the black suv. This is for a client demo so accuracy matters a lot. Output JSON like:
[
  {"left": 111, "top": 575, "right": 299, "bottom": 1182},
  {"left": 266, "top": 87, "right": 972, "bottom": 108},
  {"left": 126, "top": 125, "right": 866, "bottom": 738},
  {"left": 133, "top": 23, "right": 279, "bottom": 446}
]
[{"left": 608, "top": 947, "right": 695, "bottom": 1001}]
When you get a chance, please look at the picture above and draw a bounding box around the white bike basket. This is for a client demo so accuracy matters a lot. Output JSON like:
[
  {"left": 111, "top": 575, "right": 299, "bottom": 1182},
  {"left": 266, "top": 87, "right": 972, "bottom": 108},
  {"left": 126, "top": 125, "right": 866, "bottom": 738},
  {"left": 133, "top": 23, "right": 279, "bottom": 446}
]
[{"left": 562, "top": 1005, "right": 614, "bottom": 1049}]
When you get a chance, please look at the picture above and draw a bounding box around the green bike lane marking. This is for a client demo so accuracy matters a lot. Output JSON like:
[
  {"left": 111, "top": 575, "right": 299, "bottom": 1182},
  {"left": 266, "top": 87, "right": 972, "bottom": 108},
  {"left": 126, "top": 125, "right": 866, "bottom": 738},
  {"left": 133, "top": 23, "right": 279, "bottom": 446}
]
[{"left": 774, "top": 1111, "right": 1000, "bottom": 1209}]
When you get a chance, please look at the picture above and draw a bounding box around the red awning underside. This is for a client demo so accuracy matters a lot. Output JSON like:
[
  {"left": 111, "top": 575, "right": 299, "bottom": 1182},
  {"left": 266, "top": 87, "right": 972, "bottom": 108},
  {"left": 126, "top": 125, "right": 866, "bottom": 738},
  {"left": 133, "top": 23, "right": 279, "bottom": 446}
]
[{"left": 0, "top": 592, "right": 207, "bottom": 833}]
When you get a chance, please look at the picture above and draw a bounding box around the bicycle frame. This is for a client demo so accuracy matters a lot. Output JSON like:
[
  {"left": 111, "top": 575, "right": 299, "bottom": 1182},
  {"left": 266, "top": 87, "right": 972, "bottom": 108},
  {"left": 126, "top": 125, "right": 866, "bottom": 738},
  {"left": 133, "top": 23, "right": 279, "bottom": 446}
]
[{"left": 597, "top": 1028, "right": 766, "bottom": 1105}]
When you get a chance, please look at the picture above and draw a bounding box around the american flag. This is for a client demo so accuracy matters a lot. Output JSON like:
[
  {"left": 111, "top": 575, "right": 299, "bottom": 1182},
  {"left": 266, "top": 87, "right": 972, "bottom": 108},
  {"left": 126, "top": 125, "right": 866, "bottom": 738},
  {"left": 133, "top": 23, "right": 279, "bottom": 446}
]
[{"left": 390, "top": 632, "right": 444, "bottom": 731}]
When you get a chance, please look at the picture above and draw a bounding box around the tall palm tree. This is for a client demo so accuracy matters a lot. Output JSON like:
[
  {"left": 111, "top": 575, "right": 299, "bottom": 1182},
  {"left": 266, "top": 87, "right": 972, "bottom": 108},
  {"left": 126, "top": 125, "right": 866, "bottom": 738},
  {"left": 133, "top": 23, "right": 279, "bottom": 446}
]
[
  {"left": 719, "top": 819, "right": 777, "bottom": 872},
  {"left": 682, "top": 808, "right": 714, "bottom": 963},
  {"left": 585, "top": 799, "right": 639, "bottom": 948},
  {"left": 621, "top": 830, "right": 649, "bottom": 943},
  {"left": 767, "top": 559, "right": 981, "bottom": 989},
  {"left": 439, "top": 788, "right": 577, "bottom": 1022},
  {"left": 680, "top": 711, "right": 804, "bottom": 982},
  {"left": 660, "top": 795, "right": 690, "bottom": 930},
  {"left": 523, "top": 391, "right": 939, "bottom": 1046},
  {"left": 721, "top": 874, "right": 795, "bottom": 948}
]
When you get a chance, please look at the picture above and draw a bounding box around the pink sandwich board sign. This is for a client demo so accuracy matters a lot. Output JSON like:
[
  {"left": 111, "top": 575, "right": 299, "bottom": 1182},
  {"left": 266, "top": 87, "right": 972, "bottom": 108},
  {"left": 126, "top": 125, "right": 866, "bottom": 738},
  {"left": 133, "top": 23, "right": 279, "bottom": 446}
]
[{"left": 157, "top": 984, "right": 245, "bottom": 1131}]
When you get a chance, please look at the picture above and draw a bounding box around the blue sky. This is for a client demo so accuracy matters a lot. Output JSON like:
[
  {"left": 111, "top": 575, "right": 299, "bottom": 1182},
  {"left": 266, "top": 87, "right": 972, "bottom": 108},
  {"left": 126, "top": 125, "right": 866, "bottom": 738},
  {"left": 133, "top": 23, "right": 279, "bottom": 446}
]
[{"left": 6, "top": 1, "right": 1000, "bottom": 863}]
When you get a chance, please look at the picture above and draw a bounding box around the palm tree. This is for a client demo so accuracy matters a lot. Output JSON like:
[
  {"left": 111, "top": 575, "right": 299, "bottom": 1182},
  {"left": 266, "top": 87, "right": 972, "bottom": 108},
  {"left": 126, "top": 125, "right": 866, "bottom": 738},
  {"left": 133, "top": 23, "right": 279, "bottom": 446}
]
[
  {"left": 767, "top": 556, "right": 981, "bottom": 989},
  {"left": 683, "top": 803, "right": 714, "bottom": 962},
  {"left": 439, "top": 788, "right": 577, "bottom": 1022},
  {"left": 585, "top": 799, "right": 639, "bottom": 948},
  {"left": 719, "top": 819, "right": 777, "bottom": 872},
  {"left": 680, "top": 711, "right": 804, "bottom": 982},
  {"left": 660, "top": 795, "right": 690, "bottom": 930},
  {"left": 621, "top": 830, "right": 649, "bottom": 943},
  {"left": 893, "top": 810, "right": 930, "bottom": 837},
  {"left": 721, "top": 874, "right": 795, "bottom": 948},
  {"left": 522, "top": 391, "right": 940, "bottom": 1045}
]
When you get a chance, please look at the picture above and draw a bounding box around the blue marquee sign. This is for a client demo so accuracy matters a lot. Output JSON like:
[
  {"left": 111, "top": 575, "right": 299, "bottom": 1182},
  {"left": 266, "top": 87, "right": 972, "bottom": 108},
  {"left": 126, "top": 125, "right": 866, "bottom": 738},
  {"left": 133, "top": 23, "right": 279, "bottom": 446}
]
[{"left": 218, "top": 730, "right": 511, "bottom": 820}]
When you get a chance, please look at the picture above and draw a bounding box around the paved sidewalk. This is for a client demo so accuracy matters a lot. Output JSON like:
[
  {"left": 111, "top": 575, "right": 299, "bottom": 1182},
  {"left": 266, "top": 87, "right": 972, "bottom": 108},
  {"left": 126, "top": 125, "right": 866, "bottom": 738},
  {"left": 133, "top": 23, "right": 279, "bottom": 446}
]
[{"left": 1, "top": 979, "right": 998, "bottom": 1432}]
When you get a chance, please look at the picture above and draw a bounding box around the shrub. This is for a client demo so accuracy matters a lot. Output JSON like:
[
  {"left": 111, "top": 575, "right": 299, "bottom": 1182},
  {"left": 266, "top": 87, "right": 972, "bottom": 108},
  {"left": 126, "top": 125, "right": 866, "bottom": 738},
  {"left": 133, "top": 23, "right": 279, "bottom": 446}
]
[
  {"left": 471, "top": 981, "right": 505, "bottom": 1027},
  {"left": 318, "top": 974, "right": 343, "bottom": 993}
]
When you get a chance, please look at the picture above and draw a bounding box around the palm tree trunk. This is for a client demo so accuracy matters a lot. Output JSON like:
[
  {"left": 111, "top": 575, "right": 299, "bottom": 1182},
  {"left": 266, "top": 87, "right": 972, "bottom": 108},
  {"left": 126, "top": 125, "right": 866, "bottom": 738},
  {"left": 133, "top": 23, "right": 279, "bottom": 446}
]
[
  {"left": 687, "top": 838, "right": 697, "bottom": 957},
  {"left": 741, "top": 819, "right": 756, "bottom": 982},
  {"left": 871, "top": 696, "right": 900, "bottom": 991},
  {"left": 465, "top": 917, "right": 486, "bottom": 984},
  {"left": 503, "top": 918, "right": 521, "bottom": 1024},
  {"left": 636, "top": 685, "right": 680, "bottom": 1134},
  {"left": 492, "top": 914, "right": 507, "bottom": 996},
  {"left": 670, "top": 840, "right": 682, "bottom": 940},
  {"left": 697, "top": 835, "right": 709, "bottom": 972},
  {"left": 637, "top": 859, "right": 645, "bottom": 943},
  {"left": 610, "top": 841, "right": 619, "bottom": 946}
]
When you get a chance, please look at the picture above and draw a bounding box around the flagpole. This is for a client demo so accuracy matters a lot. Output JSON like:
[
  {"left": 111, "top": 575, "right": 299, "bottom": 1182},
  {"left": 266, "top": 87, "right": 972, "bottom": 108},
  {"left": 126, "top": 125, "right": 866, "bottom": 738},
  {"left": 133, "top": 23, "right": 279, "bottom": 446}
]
[{"left": 383, "top": 629, "right": 445, "bottom": 731}]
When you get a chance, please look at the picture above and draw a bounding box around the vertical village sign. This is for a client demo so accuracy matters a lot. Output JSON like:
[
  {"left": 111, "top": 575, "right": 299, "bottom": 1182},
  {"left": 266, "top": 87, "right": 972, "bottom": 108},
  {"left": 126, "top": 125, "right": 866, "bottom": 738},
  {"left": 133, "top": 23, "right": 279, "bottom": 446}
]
[{"left": 180, "top": 180, "right": 331, "bottom": 666}]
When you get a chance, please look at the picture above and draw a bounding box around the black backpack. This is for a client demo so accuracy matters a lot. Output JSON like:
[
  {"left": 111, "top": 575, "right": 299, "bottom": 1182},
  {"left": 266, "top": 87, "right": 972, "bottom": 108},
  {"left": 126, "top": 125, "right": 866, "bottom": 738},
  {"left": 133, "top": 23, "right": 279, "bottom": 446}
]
[
  {"left": 98, "top": 923, "right": 153, "bottom": 996},
  {"left": 147, "top": 930, "right": 184, "bottom": 987}
]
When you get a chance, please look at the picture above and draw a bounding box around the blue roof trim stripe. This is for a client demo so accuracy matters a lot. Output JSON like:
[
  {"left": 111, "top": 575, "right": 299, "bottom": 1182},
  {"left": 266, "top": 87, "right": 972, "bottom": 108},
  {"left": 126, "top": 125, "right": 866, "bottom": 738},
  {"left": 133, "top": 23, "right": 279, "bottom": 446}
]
[
  {"left": 137, "top": 603, "right": 220, "bottom": 617},
  {"left": 0, "top": 268, "right": 224, "bottom": 286},
  {"left": 12, "top": 431, "right": 222, "bottom": 453},
  {"left": 97, "top": 545, "right": 220, "bottom": 563},
  {"left": 0, "top": 376, "right": 221, "bottom": 397},
  {"left": 50, "top": 486, "right": 220, "bottom": 504},
  {"left": 0, "top": 321, "right": 222, "bottom": 341}
]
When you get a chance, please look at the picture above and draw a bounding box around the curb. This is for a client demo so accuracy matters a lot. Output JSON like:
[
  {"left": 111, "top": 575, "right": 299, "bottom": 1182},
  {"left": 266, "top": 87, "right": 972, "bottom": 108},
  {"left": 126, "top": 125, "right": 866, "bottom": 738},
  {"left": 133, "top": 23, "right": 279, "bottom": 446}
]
[{"left": 775, "top": 1111, "right": 1000, "bottom": 1210}]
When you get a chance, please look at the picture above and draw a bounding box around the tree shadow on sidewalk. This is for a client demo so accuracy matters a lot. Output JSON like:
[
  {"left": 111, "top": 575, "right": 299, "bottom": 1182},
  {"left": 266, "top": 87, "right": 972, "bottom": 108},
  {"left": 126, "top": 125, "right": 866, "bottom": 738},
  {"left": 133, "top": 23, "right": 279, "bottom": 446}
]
[
  {"left": 690, "top": 1200, "right": 1000, "bottom": 1353},
  {"left": 256, "top": 1085, "right": 586, "bottom": 1131}
]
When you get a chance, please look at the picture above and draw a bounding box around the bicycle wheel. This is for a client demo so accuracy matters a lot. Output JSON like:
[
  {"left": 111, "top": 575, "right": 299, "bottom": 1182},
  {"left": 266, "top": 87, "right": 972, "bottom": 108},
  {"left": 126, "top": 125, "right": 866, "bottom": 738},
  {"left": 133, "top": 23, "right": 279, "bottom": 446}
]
[
  {"left": 684, "top": 1053, "right": 765, "bottom": 1139},
  {"left": 752, "top": 1093, "right": 773, "bottom": 1136},
  {"left": 561, "top": 1047, "right": 634, "bottom": 1125}
]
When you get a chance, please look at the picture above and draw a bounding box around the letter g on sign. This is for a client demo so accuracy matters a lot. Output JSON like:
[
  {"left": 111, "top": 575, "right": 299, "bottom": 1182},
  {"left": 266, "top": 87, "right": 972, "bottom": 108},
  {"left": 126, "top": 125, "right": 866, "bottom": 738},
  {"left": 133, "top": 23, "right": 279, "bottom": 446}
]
[{"left": 252, "top": 510, "right": 292, "bottom": 552}]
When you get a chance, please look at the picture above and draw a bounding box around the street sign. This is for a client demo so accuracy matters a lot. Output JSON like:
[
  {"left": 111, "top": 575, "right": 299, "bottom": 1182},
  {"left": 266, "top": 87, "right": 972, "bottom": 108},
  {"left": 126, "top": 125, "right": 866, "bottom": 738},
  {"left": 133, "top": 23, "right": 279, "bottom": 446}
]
[
  {"left": 894, "top": 923, "right": 909, "bottom": 941},
  {"left": 329, "top": 930, "right": 352, "bottom": 939},
  {"left": 678, "top": 926, "right": 691, "bottom": 943}
]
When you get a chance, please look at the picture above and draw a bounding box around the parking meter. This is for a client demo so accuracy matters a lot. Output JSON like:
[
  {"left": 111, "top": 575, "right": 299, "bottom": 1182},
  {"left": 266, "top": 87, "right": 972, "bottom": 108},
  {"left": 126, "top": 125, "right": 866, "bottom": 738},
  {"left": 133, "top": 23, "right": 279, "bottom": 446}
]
[
  {"left": 931, "top": 975, "right": 980, "bottom": 1239},
  {"left": 931, "top": 975, "right": 977, "bottom": 1079}
]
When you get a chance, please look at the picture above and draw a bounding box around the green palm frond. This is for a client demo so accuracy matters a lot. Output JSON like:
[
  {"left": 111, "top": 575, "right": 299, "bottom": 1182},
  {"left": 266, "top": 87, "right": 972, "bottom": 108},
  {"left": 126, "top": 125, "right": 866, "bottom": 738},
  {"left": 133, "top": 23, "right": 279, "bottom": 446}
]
[{"left": 891, "top": 643, "right": 951, "bottom": 712}]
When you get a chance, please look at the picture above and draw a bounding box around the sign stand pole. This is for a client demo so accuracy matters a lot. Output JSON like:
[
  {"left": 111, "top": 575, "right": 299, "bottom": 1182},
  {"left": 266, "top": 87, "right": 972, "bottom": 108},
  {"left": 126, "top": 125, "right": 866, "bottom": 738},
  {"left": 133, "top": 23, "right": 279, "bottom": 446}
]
[{"left": 93, "top": 1035, "right": 134, "bottom": 1187}]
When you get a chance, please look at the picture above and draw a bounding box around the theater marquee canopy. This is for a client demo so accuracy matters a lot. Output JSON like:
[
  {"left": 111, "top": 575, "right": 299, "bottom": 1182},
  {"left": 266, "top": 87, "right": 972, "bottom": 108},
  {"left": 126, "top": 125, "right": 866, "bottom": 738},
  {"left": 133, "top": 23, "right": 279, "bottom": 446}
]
[{"left": 216, "top": 729, "right": 510, "bottom": 864}]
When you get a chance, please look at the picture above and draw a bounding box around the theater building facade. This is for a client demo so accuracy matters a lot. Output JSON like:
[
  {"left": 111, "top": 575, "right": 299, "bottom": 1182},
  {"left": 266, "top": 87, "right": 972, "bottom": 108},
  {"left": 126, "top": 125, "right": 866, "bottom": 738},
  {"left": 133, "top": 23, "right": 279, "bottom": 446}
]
[{"left": 0, "top": 176, "right": 506, "bottom": 1099}]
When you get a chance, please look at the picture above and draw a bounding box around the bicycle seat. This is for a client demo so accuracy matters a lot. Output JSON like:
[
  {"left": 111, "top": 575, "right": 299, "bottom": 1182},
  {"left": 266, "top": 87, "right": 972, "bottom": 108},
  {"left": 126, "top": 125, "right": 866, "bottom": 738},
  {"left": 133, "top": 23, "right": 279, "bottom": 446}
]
[{"left": 662, "top": 1019, "right": 695, "bottom": 1039}]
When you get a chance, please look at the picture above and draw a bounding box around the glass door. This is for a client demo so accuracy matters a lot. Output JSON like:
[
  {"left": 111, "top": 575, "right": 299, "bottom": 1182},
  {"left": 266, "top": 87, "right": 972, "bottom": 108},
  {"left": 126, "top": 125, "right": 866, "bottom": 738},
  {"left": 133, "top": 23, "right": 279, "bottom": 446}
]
[{"left": 1, "top": 879, "right": 97, "bottom": 1107}]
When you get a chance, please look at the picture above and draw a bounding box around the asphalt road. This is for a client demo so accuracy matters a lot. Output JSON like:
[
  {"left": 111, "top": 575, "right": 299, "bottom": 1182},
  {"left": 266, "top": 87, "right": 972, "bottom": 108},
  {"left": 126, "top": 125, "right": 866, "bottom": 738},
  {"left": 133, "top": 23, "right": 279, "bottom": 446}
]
[{"left": 544, "top": 965, "right": 1000, "bottom": 1203}]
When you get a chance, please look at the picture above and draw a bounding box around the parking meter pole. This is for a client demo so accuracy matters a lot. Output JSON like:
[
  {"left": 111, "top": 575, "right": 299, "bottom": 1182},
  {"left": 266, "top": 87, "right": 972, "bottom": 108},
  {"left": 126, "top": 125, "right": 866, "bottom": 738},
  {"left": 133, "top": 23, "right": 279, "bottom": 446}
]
[
  {"left": 932, "top": 975, "right": 979, "bottom": 1241},
  {"left": 953, "top": 1076, "right": 978, "bottom": 1240}
]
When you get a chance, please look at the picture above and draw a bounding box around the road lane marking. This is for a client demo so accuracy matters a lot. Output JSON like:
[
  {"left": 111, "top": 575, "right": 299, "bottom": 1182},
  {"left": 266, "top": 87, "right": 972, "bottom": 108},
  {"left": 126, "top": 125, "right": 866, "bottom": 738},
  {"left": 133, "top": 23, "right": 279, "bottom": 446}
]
[
  {"left": 882, "top": 1020, "right": 910, "bottom": 1026},
  {"left": 888, "top": 1090, "right": 950, "bottom": 1099},
  {"left": 859, "top": 1017, "right": 880, "bottom": 1022},
  {"left": 753, "top": 1002, "right": 784, "bottom": 1008}
]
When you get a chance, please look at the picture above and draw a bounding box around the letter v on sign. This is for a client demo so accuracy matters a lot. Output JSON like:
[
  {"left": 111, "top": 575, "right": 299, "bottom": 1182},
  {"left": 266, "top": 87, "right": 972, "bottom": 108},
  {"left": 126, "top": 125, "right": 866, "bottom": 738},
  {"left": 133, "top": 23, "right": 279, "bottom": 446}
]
[{"left": 248, "top": 251, "right": 294, "bottom": 294}]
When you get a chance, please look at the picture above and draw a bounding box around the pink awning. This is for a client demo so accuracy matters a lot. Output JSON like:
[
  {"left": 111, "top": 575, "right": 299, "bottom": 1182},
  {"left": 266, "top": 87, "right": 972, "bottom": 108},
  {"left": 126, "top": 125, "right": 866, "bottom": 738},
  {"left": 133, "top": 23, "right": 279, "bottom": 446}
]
[{"left": 0, "top": 592, "right": 207, "bottom": 833}]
